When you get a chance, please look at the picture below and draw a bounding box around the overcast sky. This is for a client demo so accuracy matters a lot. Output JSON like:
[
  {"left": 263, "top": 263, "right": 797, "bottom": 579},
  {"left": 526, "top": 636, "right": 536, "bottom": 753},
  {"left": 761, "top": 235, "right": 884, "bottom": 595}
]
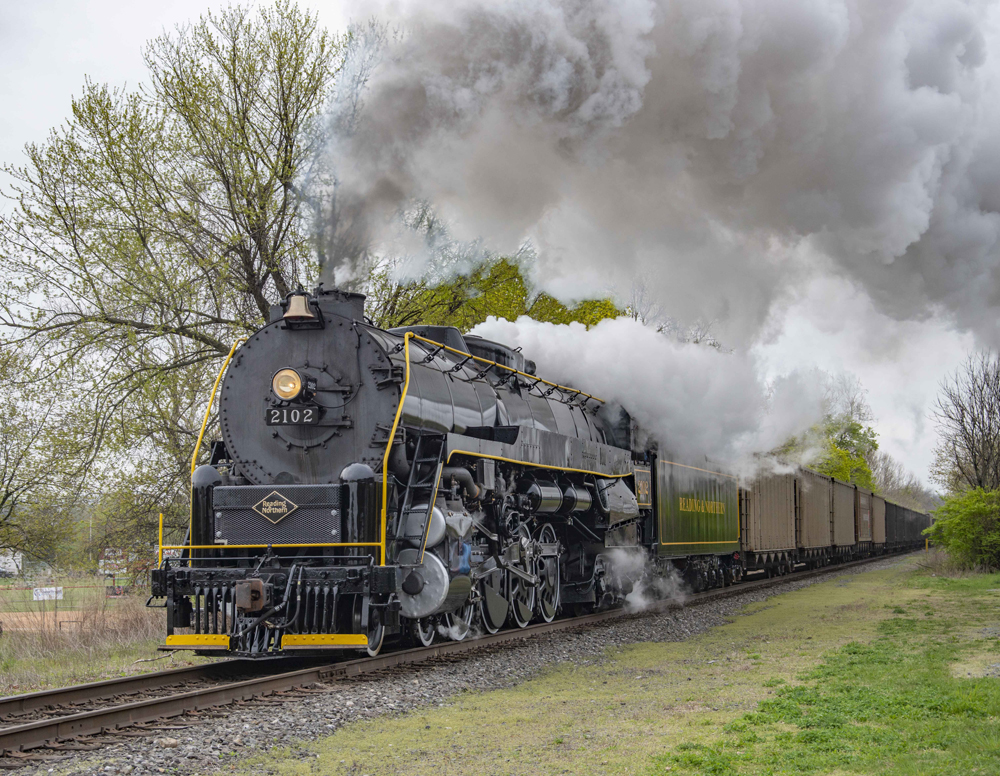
[
  {"left": 0, "top": 1, "right": 975, "bottom": 488},
  {"left": 0, "top": 1, "right": 348, "bottom": 183}
]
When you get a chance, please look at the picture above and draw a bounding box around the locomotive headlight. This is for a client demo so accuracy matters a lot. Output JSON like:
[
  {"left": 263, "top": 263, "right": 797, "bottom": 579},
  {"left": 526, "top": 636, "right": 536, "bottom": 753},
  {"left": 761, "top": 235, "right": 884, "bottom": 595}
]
[{"left": 272, "top": 369, "right": 303, "bottom": 400}]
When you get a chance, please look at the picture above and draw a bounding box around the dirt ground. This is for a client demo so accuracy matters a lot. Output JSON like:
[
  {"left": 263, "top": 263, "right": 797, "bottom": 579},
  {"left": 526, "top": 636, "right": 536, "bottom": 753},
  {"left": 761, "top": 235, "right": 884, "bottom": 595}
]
[{"left": 0, "top": 610, "right": 96, "bottom": 632}]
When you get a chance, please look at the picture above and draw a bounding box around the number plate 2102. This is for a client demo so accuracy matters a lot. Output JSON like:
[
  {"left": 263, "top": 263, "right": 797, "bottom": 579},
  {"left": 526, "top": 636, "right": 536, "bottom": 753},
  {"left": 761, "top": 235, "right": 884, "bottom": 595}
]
[{"left": 266, "top": 407, "right": 319, "bottom": 425}]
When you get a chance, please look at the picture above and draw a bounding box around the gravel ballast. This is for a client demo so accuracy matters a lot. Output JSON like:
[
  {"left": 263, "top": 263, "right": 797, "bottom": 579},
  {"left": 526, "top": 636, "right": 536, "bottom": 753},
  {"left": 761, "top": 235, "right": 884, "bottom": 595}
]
[{"left": 9, "top": 557, "right": 911, "bottom": 776}]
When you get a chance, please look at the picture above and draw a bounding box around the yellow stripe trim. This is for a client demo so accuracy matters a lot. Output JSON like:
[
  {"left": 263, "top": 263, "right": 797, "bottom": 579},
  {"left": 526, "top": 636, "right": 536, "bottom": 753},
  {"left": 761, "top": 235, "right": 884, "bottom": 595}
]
[
  {"left": 161, "top": 543, "right": 380, "bottom": 550},
  {"left": 165, "top": 635, "right": 230, "bottom": 647},
  {"left": 408, "top": 334, "right": 604, "bottom": 403},
  {"left": 419, "top": 464, "right": 445, "bottom": 565},
  {"left": 282, "top": 634, "right": 368, "bottom": 647},
  {"left": 446, "top": 450, "right": 631, "bottom": 479},
  {"left": 190, "top": 339, "right": 244, "bottom": 477},
  {"left": 659, "top": 540, "right": 740, "bottom": 546},
  {"left": 659, "top": 459, "right": 737, "bottom": 480},
  {"left": 378, "top": 333, "right": 609, "bottom": 568},
  {"left": 381, "top": 332, "right": 413, "bottom": 567}
]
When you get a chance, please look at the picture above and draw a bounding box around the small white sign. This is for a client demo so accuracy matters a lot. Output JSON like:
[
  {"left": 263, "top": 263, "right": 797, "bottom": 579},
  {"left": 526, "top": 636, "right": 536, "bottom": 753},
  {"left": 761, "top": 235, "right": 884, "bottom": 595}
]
[{"left": 32, "top": 587, "right": 63, "bottom": 601}]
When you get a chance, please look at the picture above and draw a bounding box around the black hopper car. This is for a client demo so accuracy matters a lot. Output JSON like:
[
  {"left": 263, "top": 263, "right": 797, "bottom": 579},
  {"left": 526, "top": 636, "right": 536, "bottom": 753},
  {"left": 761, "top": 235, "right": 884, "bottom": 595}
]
[{"left": 150, "top": 287, "right": 931, "bottom": 656}]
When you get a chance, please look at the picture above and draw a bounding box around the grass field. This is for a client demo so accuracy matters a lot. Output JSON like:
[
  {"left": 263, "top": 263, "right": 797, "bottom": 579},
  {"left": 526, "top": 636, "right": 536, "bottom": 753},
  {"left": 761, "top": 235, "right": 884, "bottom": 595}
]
[
  {"left": 0, "top": 580, "right": 116, "bottom": 613},
  {"left": 226, "top": 555, "right": 1000, "bottom": 776},
  {"left": 0, "top": 589, "right": 209, "bottom": 695}
]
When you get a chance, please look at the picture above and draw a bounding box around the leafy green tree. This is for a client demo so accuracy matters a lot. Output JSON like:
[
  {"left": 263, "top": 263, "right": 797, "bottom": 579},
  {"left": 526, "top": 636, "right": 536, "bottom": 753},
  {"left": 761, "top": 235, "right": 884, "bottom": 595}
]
[
  {"left": 926, "top": 489, "right": 1000, "bottom": 570},
  {"left": 776, "top": 374, "right": 878, "bottom": 488},
  {"left": 0, "top": 355, "right": 86, "bottom": 562},
  {"left": 366, "top": 254, "right": 620, "bottom": 331},
  {"left": 812, "top": 416, "right": 878, "bottom": 490},
  {"left": 0, "top": 2, "right": 345, "bottom": 561},
  {"left": 812, "top": 440, "right": 876, "bottom": 490},
  {"left": 0, "top": 0, "right": 342, "bottom": 449},
  {"left": 363, "top": 207, "right": 620, "bottom": 331}
]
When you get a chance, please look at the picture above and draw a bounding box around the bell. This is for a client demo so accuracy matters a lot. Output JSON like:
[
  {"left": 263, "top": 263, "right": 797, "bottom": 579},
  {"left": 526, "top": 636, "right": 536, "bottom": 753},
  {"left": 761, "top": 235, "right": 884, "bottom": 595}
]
[{"left": 284, "top": 292, "right": 316, "bottom": 321}]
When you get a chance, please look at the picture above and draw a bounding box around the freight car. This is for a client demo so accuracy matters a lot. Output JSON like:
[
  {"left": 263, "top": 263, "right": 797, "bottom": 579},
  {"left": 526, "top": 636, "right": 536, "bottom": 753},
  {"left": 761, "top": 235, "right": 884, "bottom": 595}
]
[
  {"left": 737, "top": 471, "right": 930, "bottom": 575},
  {"left": 150, "top": 287, "right": 931, "bottom": 656}
]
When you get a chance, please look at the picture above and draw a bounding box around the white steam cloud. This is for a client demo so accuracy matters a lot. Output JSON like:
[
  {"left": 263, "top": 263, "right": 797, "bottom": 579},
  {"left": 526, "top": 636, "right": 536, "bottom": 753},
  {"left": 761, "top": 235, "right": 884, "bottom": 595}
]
[
  {"left": 327, "top": 0, "right": 1000, "bottom": 347},
  {"left": 471, "top": 316, "right": 826, "bottom": 466},
  {"left": 605, "top": 548, "right": 689, "bottom": 610}
]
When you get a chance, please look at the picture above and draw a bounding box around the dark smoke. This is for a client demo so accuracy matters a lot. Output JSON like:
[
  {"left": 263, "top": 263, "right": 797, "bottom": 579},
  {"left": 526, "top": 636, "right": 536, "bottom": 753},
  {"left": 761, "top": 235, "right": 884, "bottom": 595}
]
[{"left": 323, "top": 0, "right": 1000, "bottom": 347}]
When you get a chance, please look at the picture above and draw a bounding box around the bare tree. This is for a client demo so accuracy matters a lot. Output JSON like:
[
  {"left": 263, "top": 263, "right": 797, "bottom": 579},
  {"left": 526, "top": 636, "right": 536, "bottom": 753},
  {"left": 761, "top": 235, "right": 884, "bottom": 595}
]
[
  {"left": 623, "top": 276, "right": 665, "bottom": 328},
  {"left": 827, "top": 373, "right": 875, "bottom": 425},
  {"left": 933, "top": 352, "right": 1000, "bottom": 491},
  {"left": 622, "top": 275, "right": 727, "bottom": 350},
  {"left": 866, "top": 449, "right": 940, "bottom": 511}
]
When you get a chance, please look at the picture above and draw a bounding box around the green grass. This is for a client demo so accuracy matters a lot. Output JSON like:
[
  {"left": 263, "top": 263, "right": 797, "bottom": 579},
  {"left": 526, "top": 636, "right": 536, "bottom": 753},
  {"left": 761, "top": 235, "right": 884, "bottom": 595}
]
[
  {"left": 189, "top": 557, "right": 1000, "bottom": 776},
  {"left": 216, "top": 557, "right": 948, "bottom": 776},
  {"left": 652, "top": 569, "right": 1000, "bottom": 776},
  {"left": 0, "top": 593, "right": 210, "bottom": 695}
]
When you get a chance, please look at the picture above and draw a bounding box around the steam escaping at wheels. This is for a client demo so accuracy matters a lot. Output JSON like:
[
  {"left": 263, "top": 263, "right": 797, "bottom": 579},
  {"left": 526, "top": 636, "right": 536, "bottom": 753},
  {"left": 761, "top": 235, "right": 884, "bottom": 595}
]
[{"left": 150, "top": 287, "right": 933, "bottom": 658}]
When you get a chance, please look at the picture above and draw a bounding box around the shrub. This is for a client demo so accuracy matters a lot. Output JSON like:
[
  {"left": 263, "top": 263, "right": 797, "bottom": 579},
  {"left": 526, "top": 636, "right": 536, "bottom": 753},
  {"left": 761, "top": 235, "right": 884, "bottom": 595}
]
[{"left": 927, "top": 489, "right": 1000, "bottom": 570}]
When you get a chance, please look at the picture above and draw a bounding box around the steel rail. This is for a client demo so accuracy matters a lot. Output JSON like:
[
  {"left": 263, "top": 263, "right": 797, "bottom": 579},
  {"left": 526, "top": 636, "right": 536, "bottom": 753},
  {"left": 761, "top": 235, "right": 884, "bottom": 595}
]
[
  {"left": 0, "top": 552, "right": 915, "bottom": 755},
  {"left": 0, "top": 657, "right": 323, "bottom": 720}
]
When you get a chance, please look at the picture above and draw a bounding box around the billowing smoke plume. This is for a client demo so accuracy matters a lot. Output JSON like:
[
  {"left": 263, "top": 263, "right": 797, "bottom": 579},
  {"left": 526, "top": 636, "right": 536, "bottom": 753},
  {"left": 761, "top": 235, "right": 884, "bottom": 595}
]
[
  {"left": 472, "top": 316, "right": 826, "bottom": 466},
  {"left": 326, "top": 0, "right": 1000, "bottom": 347}
]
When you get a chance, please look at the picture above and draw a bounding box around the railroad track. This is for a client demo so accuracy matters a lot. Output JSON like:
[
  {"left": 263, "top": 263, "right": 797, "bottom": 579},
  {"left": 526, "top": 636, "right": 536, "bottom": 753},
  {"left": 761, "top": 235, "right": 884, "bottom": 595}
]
[{"left": 0, "top": 553, "right": 911, "bottom": 762}]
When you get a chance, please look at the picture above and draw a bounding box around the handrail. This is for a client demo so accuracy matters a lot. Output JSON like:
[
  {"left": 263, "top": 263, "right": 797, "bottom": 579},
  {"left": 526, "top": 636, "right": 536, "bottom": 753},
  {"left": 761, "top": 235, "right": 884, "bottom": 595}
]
[
  {"left": 182, "top": 329, "right": 601, "bottom": 568},
  {"left": 407, "top": 333, "right": 604, "bottom": 404},
  {"left": 378, "top": 332, "right": 610, "bottom": 568},
  {"left": 379, "top": 332, "right": 413, "bottom": 567},
  {"left": 190, "top": 339, "right": 245, "bottom": 476},
  {"left": 187, "top": 339, "right": 244, "bottom": 554}
]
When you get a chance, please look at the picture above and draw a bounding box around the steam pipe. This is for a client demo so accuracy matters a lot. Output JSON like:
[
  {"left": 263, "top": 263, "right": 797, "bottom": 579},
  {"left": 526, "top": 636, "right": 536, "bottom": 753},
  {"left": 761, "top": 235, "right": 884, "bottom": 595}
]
[
  {"left": 587, "top": 477, "right": 611, "bottom": 515},
  {"left": 442, "top": 466, "right": 481, "bottom": 499}
]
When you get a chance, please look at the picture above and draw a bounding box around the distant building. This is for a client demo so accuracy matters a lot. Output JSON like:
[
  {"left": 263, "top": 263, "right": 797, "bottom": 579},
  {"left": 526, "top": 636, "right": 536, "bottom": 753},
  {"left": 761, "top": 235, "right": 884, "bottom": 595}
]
[
  {"left": 97, "top": 549, "right": 131, "bottom": 576},
  {"left": 0, "top": 550, "right": 23, "bottom": 577},
  {"left": 98, "top": 548, "right": 154, "bottom": 583}
]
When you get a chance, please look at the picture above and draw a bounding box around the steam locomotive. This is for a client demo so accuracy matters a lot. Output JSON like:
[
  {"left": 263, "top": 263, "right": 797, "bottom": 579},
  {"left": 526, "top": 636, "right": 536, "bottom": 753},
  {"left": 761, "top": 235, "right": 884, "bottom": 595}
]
[{"left": 150, "top": 286, "right": 930, "bottom": 656}]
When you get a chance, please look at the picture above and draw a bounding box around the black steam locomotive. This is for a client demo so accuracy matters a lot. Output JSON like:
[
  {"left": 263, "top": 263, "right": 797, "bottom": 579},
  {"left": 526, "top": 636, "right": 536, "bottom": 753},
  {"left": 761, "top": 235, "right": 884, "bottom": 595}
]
[{"left": 151, "top": 286, "right": 930, "bottom": 656}]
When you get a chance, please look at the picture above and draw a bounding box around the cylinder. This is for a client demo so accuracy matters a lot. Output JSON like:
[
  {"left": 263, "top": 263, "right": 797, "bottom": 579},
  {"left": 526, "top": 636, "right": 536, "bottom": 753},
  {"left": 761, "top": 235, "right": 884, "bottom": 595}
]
[
  {"left": 520, "top": 480, "right": 563, "bottom": 514},
  {"left": 396, "top": 548, "right": 449, "bottom": 618},
  {"left": 561, "top": 484, "right": 593, "bottom": 513}
]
